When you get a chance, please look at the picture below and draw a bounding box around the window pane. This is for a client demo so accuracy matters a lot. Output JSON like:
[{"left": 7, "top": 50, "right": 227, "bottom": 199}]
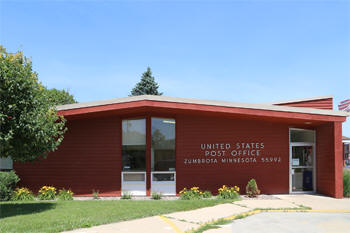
[
  {"left": 152, "top": 173, "right": 175, "bottom": 182},
  {"left": 292, "top": 146, "right": 313, "bottom": 167},
  {"left": 122, "top": 119, "right": 146, "bottom": 145},
  {"left": 292, "top": 168, "right": 313, "bottom": 191},
  {"left": 122, "top": 119, "right": 146, "bottom": 171},
  {"left": 123, "top": 173, "right": 145, "bottom": 182},
  {"left": 290, "top": 130, "right": 315, "bottom": 143},
  {"left": 151, "top": 118, "right": 176, "bottom": 171}
]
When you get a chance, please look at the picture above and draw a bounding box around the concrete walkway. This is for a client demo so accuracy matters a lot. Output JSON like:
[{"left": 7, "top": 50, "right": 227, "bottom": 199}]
[
  {"left": 62, "top": 195, "right": 350, "bottom": 233},
  {"left": 205, "top": 212, "right": 350, "bottom": 233},
  {"left": 275, "top": 194, "right": 350, "bottom": 210}
]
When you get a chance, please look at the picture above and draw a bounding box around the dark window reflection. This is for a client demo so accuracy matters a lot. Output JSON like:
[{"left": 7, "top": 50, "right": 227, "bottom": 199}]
[
  {"left": 151, "top": 118, "right": 176, "bottom": 171},
  {"left": 122, "top": 119, "right": 146, "bottom": 171}
]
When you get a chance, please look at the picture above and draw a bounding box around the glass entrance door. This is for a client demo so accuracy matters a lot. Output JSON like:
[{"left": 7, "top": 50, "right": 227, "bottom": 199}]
[
  {"left": 291, "top": 145, "right": 314, "bottom": 192},
  {"left": 289, "top": 129, "right": 316, "bottom": 193}
]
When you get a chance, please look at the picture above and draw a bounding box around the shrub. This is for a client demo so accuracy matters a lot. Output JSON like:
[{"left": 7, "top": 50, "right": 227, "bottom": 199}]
[
  {"left": 179, "top": 187, "right": 209, "bottom": 200},
  {"left": 121, "top": 192, "right": 132, "bottom": 200},
  {"left": 201, "top": 190, "right": 212, "bottom": 198},
  {"left": 92, "top": 189, "right": 99, "bottom": 199},
  {"left": 151, "top": 192, "right": 162, "bottom": 200},
  {"left": 0, "top": 171, "right": 20, "bottom": 201},
  {"left": 217, "top": 185, "right": 240, "bottom": 199},
  {"left": 57, "top": 189, "right": 74, "bottom": 201},
  {"left": 11, "top": 187, "right": 35, "bottom": 201},
  {"left": 38, "top": 186, "right": 57, "bottom": 200},
  {"left": 344, "top": 169, "right": 350, "bottom": 197},
  {"left": 246, "top": 179, "right": 261, "bottom": 197}
]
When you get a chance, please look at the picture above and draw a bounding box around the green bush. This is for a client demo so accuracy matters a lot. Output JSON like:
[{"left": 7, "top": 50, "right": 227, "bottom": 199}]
[
  {"left": 217, "top": 185, "right": 240, "bottom": 199},
  {"left": 201, "top": 190, "right": 212, "bottom": 198},
  {"left": 0, "top": 171, "right": 20, "bottom": 201},
  {"left": 121, "top": 192, "right": 132, "bottom": 200},
  {"left": 11, "top": 187, "right": 35, "bottom": 201},
  {"left": 38, "top": 186, "right": 57, "bottom": 200},
  {"left": 179, "top": 187, "right": 202, "bottom": 200},
  {"left": 343, "top": 169, "right": 350, "bottom": 197},
  {"left": 151, "top": 192, "right": 162, "bottom": 200},
  {"left": 179, "top": 187, "right": 213, "bottom": 200},
  {"left": 57, "top": 189, "right": 74, "bottom": 201},
  {"left": 246, "top": 179, "right": 261, "bottom": 197},
  {"left": 92, "top": 189, "right": 99, "bottom": 199}
]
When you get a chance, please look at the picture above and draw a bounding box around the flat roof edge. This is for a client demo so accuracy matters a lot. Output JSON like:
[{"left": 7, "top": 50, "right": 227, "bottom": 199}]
[
  {"left": 56, "top": 95, "right": 349, "bottom": 117},
  {"left": 264, "top": 95, "right": 334, "bottom": 105}
]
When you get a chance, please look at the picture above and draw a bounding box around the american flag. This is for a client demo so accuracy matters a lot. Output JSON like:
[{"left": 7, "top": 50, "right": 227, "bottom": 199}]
[{"left": 338, "top": 99, "right": 350, "bottom": 112}]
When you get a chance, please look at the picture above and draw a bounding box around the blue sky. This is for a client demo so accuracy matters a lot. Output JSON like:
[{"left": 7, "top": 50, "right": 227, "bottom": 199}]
[{"left": 1, "top": 0, "right": 349, "bottom": 135}]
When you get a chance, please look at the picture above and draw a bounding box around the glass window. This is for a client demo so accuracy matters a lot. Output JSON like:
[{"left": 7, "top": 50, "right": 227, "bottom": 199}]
[
  {"left": 122, "top": 119, "right": 146, "bottom": 171},
  {"left": 151, "top": 118, "right": 176, "bottom": 171},
  {"left": 290, "top": 130, "right": 315, "bottom": 143},
  {"left": 292, "top": 146, "right": 313, "bottom": 167}
]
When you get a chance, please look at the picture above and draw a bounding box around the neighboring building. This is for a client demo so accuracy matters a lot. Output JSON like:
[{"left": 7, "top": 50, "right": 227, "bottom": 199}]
[
  {"left": 13, "top": 95, "right": 348, "bottom": 198},
  {"left": 343, "top": 136, "right": 350, "bottom": 167}
]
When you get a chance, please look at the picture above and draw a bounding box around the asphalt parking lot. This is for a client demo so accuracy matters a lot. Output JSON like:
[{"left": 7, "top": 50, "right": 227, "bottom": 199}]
[{"left": 211, "top": 212, "right": 350, "bottom": 233}]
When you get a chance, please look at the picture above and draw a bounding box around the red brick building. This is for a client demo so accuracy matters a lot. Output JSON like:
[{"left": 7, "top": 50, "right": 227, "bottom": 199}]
[{"left": 14, "top": 95, "right": 348, "bottom": 198}]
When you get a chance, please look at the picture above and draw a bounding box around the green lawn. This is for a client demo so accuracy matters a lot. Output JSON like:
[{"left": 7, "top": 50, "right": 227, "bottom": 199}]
[{"left": 0, "top": 199, "right": 232, "bottom": 233}]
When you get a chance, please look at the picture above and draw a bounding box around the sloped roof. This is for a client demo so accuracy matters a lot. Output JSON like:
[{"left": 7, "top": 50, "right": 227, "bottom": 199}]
[{"left": 56, "top": 95, "right": 349, "bottom": 117}]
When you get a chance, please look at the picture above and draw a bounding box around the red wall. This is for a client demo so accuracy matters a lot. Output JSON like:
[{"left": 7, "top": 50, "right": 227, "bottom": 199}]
[
  {"left": 14, "top": 116, "right": 122, "bottom": 196},
  {"left": 14, "top": 111, "right": 343, "bottom": 198},
  {"left": 176, "top": 115, "right": 290, "bottom": 195},
  {"left": 316, "top": 122, "right": 343, "bottom": 198},
  {"left": 276, "top": 98, "right": 333, "bottom": 110}
]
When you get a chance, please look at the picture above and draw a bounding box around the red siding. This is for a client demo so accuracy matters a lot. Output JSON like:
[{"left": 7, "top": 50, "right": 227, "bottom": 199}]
[
  {"left": 276, "top": 98, "right": 333, "bottom": 110},
  {"left": 14, "top": 116, "right": 122, "bottom": 196},
  {"left": 316, "top": 122, "right": 343, "bottom": 198},
  {"left": 176, "top": 115, "right": 290, "bottom": 195}
]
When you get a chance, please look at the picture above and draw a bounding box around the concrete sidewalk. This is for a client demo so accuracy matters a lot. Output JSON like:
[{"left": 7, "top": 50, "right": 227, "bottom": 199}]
[
  {"left": 62, "top": 195, "right": 350, "bottom": 233},
  {"left": 275, "top": 194, "right": 350, "bottom": 210}
]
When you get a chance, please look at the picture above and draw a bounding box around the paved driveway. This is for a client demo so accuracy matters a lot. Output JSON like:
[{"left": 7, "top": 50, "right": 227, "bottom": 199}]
[{"left": 207, "top": 212, "right": 350, "bottom": 233}]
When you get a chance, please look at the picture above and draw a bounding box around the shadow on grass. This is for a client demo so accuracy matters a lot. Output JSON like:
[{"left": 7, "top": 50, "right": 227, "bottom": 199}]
[{"left": 0, "top": 202, "right": 57, "bottom": 219}]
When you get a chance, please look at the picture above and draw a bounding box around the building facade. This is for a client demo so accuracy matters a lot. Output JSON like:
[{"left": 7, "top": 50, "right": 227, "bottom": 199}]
[{"left": 14, "top": 95, "right": 348, "bottom": 198}]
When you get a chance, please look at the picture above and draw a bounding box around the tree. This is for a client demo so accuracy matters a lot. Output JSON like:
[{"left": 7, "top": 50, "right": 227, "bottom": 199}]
[
  {"left": 44, "top": 88, "right": 77, "bottom": 106},
  {"left": 0, "top": 46, "right": 66, "bottom": 162},
  {"left": 130, "top": 67, "right": 162, "bottom": 96}
]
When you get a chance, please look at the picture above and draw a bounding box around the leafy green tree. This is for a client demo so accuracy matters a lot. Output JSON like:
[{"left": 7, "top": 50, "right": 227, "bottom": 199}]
[
  {"left": 44, "top": 88, "right": 77, "bottom": 106},
  {"left": 130, "top": 67, "right": 162, "bottom": 96},
  {"left": 0, "top": 46, "right": 66, "bottom": 162}
]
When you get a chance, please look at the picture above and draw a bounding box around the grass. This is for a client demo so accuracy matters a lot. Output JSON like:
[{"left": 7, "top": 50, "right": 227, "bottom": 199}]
[
  {"left": 0, "top": 199, "right": 231, "bottom": 233},
  {"left": 344, "top": 168, "right": 350, "bottom": 197}
]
